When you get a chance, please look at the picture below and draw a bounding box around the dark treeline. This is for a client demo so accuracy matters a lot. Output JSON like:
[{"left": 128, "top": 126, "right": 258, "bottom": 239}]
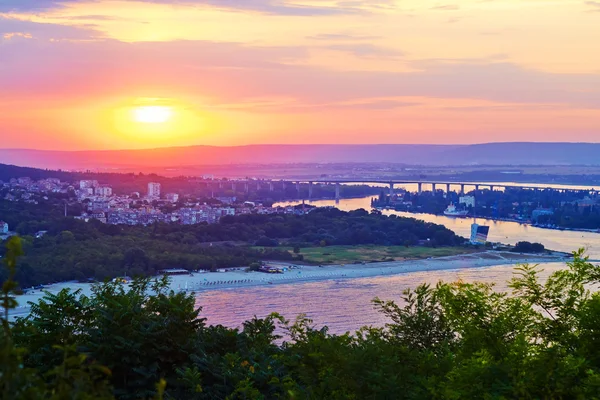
[
  {"left": 375, "top": 187, "right": 600, "bottom": 228},
  {"left": 0, "top": 207, "right": 464, "bottom": 287},
  {"left": 3, "top": 240, "right": 600, "bottom": 399}
]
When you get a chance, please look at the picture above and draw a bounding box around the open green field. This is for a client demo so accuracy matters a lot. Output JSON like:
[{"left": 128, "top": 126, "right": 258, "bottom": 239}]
[{"left": 254, "top": 245, "right": 478, "bottom": 265}]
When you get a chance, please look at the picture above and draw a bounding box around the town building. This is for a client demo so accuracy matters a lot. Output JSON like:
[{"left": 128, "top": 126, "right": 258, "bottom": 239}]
[
  {"left": 166, "top": 193, "right": 179, "bottom": 203},
  {"left": 532, "top": 208, "right": 554, "bottom": 221},
  {"left": 470, "top": 223, "right": 490, "bottom": 245},
  {"left": 459, "top": 195, "right": 476, "bottom": 208},
  {"left": 79, "top": 180, "right": 99, "bottom": 189},
  {"left": 576, "top": 197, "right": 597, "bottom": 212},
  {"left": 94, "top": 185, "right": 113, "bottom": 197},
  {"left": 147, "top": 182, "right": 161, "bottom": 199},
  {"left": 0, "top": 221, "right": 8, "bottom": 234}
]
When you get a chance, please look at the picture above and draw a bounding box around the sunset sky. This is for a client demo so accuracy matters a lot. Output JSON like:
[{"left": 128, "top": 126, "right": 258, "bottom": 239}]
[{"left": 1, "top": 0, "right": 599, "bottom": 150}]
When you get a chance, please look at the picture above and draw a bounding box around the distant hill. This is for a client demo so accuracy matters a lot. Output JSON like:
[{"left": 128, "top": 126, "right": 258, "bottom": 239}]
[{"left": 0, "top": 143, "right": 598, "bottom": 171}]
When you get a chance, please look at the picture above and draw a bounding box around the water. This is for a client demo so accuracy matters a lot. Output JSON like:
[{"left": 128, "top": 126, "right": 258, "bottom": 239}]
[
  {"left": 195, "top": 187, "right": 600, "bottom": 333},
  {"left": 274, "top": 196, "right": 600, "bottom": 258},
  {"left": 196, "top": 262, "right": 565, "bottom": 335}
]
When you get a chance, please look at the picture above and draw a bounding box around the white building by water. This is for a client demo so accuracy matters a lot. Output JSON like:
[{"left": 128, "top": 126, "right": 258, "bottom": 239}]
[
  {"left": 470, "top": 223, "right": 490, "bottom": 245},
  {"left": 459, "top": 195, "right": 476, "bottom": 208}
]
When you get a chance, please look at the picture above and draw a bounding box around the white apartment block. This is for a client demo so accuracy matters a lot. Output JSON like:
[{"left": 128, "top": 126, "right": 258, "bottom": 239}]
[
  {"left": 147, "top": 182, "right": 161, "bottom": 199},
  {"left": 459, "top": 195, "right": 476, "bottom": 208}
]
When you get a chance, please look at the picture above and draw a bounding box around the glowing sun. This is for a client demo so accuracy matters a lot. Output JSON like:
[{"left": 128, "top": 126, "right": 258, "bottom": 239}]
[{"left": 133, "top": 106, "right": 173, "bottom": 124}]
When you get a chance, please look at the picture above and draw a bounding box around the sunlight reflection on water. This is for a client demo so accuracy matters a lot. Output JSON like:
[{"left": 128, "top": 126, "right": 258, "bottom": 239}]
[
  {"left": 196, "top": 262, "right": 564, "bottom": 334},
  {"left": 197, "top": 190, "right": 599, "bottom": 333}
]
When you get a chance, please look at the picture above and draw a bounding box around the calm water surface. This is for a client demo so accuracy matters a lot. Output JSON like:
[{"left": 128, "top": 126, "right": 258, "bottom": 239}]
[
  {"left": 275, "top": 196, "right": 600, "bottom": 258},
  {"left": 196, "top": 262, "right": 564, "bottom": 335},
  {"left": 196, "top": 189, "right": 600, "bottom": 333}
]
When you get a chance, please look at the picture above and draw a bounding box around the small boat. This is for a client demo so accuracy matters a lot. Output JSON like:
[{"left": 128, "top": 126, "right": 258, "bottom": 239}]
[{"left": 443, "top": 203, "right": 469, "bottom": 217}]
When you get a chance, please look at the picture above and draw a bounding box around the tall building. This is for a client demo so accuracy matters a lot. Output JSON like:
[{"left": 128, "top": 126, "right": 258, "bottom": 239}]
[
  {"left": 80, "top": 180, "right": 99, "bottom": 189},
  {"left": 95, "top": 185, "right": 113, "bottom": 197},
  {"left": 147, "top": 182, "right": 161, "bottom": 199},
  {"left": 470, "top": 223, "right": 490, "bottom": 245},
  {"left": 459, "top": 195, "right": 476, "bottom": 208},
  {"left": 166, "top": 193, "right": 179, "bottom": 203}
]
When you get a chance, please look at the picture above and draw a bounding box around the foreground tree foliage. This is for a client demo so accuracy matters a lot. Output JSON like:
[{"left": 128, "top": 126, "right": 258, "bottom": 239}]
[{"left": 3, "top": 237, "right": 600, "bottom": 399}]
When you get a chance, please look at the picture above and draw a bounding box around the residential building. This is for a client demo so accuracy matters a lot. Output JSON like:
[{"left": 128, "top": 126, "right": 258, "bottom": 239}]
[
  {"left": 90, "top": 200, "right": 110, "bottom": 212},
  {"left": 459, "top": 195, "right": 476, "bottom": 208},
  {"left": 80, "top": 180, "right": 99, "bottom": 189},
  {"left": 95, "top": 185, "right": 113, "bottom": 197},
  {"left": 577, "top": 197, "right": 597, "bottom": 212},
  {"left": 147, "top": 182, "right": 161, "bottom": 199},
  {"left": 166, "top": 193, "right": 179, "bottom": 203},
  {"left": 532, "top": 208, "right": 554, "bottom": 221}
]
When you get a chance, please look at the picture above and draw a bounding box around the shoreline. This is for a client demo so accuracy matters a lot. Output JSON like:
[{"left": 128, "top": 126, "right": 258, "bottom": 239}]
[
  {"left": 377, "top": 207, "right": 600, "bottom": 235},
  {"left": 9, "top": 251, "right": 572, "bottom": 318}
]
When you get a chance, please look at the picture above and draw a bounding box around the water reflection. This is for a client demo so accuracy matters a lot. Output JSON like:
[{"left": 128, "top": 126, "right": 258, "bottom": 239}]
[
  {"left": 197, "top": 262, "right": 565, "bottom": 334},
  {"left": 274, "top": 196, "right": 600, "bottom": 258},
  {"left": 198, "top": 185, "right": 600, "bottom": 334}
]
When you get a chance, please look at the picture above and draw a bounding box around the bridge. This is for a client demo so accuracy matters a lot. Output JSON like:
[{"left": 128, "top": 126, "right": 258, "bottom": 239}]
[{"left": 192, "top": 178, "right": 599, "bottom": 201}]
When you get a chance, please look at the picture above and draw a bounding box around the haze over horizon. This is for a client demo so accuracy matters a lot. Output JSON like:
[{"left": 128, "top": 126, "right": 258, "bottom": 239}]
[
  {"left": 1, "top": 0, "right": 599, "bottom": 151},
  {"left": 3, "top": 143, "right": 600, "bottom": 170}
]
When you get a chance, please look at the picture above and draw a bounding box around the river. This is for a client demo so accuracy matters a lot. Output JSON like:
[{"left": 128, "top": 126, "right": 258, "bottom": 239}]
[
  {"left": 195, "top": 192, "right": 600, "bottom": 334},
  {"left": 196, "top": 262, "right": 564, "bottom": 335},
  {"left": 273, "top": 196, "right": 600, "bottom": 258}
]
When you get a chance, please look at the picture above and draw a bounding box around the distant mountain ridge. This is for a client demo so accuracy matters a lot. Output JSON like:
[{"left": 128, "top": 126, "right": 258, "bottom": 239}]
[{"left": 0, "top": 143, "right": 598, "bottom": 170}]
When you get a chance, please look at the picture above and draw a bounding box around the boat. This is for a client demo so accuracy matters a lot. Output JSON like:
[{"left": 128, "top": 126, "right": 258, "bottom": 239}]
[{"left": 443, "top": 203, "right": 469, "bottom": 217}]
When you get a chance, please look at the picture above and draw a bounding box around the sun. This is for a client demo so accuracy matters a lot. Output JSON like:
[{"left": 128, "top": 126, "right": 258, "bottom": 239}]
[{"left": 133, "top": 106, "right": 173, "bottom": 124}]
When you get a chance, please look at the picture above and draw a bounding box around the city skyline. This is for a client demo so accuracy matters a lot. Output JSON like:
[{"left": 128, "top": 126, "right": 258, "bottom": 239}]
[{"left": 1, "top": 0, "right": 600, "bottom": 150}]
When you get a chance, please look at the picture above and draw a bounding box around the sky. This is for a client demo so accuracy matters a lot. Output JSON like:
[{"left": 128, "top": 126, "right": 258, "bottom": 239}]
[{"left": 1, "top": 0, "right": 599, "bottom": 150}]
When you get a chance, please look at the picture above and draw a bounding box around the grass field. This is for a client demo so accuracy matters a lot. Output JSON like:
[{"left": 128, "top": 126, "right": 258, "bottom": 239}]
[{"left": 254, "top": 245, "right": 478, "bottom": 265}]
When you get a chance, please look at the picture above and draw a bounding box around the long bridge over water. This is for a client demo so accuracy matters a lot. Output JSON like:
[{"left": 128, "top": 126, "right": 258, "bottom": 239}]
[{"left": 192, "top": 178, "right": 599, "bottom": 200}]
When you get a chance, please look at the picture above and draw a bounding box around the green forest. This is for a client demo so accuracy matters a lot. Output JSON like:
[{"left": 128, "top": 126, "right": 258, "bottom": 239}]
[
  {"left": 374, "top": 187, "right": 600, "bottom": 229},
  {"left": 0, "top": 207, "right": 464, "bottom": 287},
  {"left": 3, "top": 238, "right": 600, "bottom": 399}
]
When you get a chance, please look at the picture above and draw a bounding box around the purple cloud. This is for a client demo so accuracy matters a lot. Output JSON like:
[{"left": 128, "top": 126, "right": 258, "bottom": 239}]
[
  {"left": 1, "top": 35, "right": 599, "bottom": 110},
  {"left": 326, "top": 43, "right": 405, "bottom": 58},
  {"left": 308, "top": 33, "right": 382, "bottom": 41},
  {"left": 585, "top": 1, "right": 600, "bottom": 11},
  {"left": 0, "top": 0, "right": 383, "bottom": 16},
  {"left": 0, "top": 16, "right": 100, "bottom": 39}
]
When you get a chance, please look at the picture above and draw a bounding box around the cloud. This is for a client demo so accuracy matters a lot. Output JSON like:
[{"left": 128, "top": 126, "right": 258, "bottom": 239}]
[
  {"left": 0, "top": 0, "right": 389, "bottom": 16},
  {"left": 0, "top": 16, "right": 101, "bottom": 40},
  {"left": 326, "top": 43, "right": 405, "bottom": 58},
  {"left": 585, "top": 1, "right": 600, "bottom": 11},
  {"left": 215, "top": 98, "right": 420, "bottom": 113},
  {"left": 1, "top": 36, "right": 599, "bottom": 112},
  {"left": 308, "top": 33, "right": 382, "bottom": 41},
  {"left": 0, "top": 0, "right": 67, "bottom": 12},
  {"left": 430, "top": 4, "right": 460, "bottom": 11},
  {"left": 324, "top": 99, "right": 419, "bottom": 110}
]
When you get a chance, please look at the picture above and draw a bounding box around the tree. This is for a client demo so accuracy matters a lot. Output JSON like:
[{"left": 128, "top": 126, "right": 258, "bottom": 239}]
[
  {"left": 247, "top": 262, "right": 261, "bottom": 272},
  {"left": 255, "top": 236, "right": 278, "bottom": 247},
  {"left": 513, "top": 241, "right": 545, "bottom": 253}
]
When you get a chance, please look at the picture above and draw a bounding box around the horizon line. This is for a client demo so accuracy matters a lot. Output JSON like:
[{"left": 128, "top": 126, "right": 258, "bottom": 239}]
[{"left": 0, "top": 141, "right": 598, "bottom": 153}]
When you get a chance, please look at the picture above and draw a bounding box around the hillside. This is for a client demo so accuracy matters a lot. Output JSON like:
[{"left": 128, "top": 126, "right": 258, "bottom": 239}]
[{"left": 1, "top": 142, "right": 599, "bottom": 171}]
